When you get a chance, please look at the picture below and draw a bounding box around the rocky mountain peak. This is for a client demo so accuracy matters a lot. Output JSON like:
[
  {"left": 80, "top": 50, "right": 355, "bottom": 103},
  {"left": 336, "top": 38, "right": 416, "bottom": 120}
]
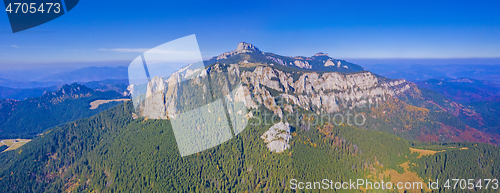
[
  {"left": 43, "top": 83, "right": 94, "bottom": 101},
  {"left": 57, "top": 83, "right": 92, "bottom": 95},
  {"left": 236, "top": 42, "right": 259, "bottom": 51},
  {"left": 451, "top": 78, "right": 475, "bottom": 83},
  {"left": 207, "top": 42, "right": 364, "bottom": 73},
  {"left": 314, "top": 52, "right": 329, "bottom": 57},
  {"left": 212, "top": 42, "right": 262, "bottom": 60}
]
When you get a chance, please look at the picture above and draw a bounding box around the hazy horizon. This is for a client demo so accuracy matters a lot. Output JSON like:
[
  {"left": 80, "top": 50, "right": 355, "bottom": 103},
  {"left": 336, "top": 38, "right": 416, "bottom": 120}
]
[{"left": 2, "top": 57, "right": 500, "bottom": 72}]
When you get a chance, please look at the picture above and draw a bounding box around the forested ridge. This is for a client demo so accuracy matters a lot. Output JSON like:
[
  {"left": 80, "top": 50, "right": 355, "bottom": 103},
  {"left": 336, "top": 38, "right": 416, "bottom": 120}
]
[
  {"left": 0, "top": 101, "right": 498, "bottom": 192},
  {"left": 0, "top": 83, "right": 125, "bottom": 139}
]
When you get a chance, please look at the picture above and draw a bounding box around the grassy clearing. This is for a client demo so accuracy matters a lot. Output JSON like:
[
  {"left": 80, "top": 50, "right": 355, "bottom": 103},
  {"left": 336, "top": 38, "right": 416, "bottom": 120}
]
[
  {"left": 1, "top": 140, "right": 14, "bottom": 146},
  {"left": 409, "top": 147, "right": 445, "bottom": 158},
  {"left": 89, "top": 99, "right": 130, "bottom": 109},
  {"left": 409, "top": 146, "right": 469, "bottom": 159},
  {"left": 1, "top": 139, "right": 31, "bottom": 152},
  {"left": 365, "top": 161, "right": 430, "bottom": 193},
  {"left": 377, "top": 162, "right": 430, "bottom": 193}
]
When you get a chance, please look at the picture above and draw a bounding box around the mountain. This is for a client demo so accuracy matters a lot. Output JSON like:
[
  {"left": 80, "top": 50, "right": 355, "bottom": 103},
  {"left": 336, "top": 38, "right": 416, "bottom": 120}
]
[
  {"left": 0, "top": 83, "right": 126, "bottom": 139},
  {"left": 46, "top": 66, "right": 128, "bottom": 84},
  {"left": 364, "top": 64, "right": 500, "bottom": 82},
  {"left": 464, "top": 99, "right": 500, "bottom": 135},
  {"left": 413, "top": 78, "right": 500, "bottom": 135},
  {"left": 1, "top": 102, "right": 498, "bottom": 192},
  {"left": 0, "top": 78, "right": 61, "bottom": 89},
  {"left": 82, "top": 79, "right": 129, "bottom": 96},
  {"left": 416, "top": 78, "right": 500, "bottom": 103},
  {"left": 0, "top": 79, "right": 129, "bottom": 101},
  {"left": 132, "top": 43, "right": 498, "bottom": 145},
  {"left": 0, "top": 43, "right": 499, "bottom": 192},
  {"left": 0, "top": 67, "right": 128, "bottom": 89},
  {"left": 0, "top": 86, "right": 57, "bottom": 100},
  {"left": 205, "top": 42, "right": 365, "bottom": 73}
]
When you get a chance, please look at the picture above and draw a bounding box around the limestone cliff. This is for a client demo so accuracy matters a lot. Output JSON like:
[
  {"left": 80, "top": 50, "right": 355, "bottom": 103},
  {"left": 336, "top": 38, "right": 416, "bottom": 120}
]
[
  {"left": 129, "top": 43, "right": 413, "bottom": 120},
  {"left": 131, "top": 62, "right": 412, "bottom": 121},
  {"left": 261, "top": 122, "right": 292, "bottom": 153}
]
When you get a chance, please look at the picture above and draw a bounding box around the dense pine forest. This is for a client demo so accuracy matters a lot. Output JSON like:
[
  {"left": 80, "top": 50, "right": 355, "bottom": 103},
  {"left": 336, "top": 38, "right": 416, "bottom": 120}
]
[
  {"left": 0, "top": 101, "right": 498, "bottom": 192},
  {"left": 0, "top": 83, "right": 125, "bottom": 139}
]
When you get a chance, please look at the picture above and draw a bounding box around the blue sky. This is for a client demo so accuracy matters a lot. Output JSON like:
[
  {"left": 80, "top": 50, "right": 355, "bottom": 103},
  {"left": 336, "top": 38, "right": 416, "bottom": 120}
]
[{"left": 1, "top": 0, "right": 499, "bottom": 70}]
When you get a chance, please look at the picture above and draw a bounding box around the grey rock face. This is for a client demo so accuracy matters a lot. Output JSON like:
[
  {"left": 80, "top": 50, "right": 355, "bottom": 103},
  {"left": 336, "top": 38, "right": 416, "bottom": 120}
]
[
  {"left": 142, "top": 76, "right": 166, "bottom": 119},
  {"left": 132, "top": 62, "right": 412, "bottom": 122},
  {"left": 213, "top": 42, "right": 261, "bottom": 60},
  {"left": 240, "top": 66, "right": 412, "bottom": 116},
  {"left": 261, "top": 122, "right": 291, "bottom": 153},
  {"left": 236, "top": 42, "right": 259, "bottom": 52},
  {"left": 293, "top": 60, "right": 312, "bottom": 69},
  {"left": 266, "top": 56, "right": 285, "bottom": 66}
]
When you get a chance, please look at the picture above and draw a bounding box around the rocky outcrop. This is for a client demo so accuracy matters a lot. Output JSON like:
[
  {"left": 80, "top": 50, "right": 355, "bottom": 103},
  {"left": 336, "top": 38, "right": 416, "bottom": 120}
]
[
  {"left": 130, "top": 41, "right": 413, "bottom": 121},
  {"left": 240, "top": 66, "right": 412, "bottom": 117},
  {"left": 207, "top": 42, "right": 365, "bottom": 72},
  {"left": 293, "top": 60, "right": 312, "bottom": 69},
  {"left": 132, "top": 62, "right": 413, "bottom": 120},
  {"left": 261, "top": 122, "right": 292, "bottom": 153},
  {"left": 236, "top": 42, "right": 259, "bottom": 51},
  {"left": 233, "top": 85, "right": 259, "bottom": 109},
  {"left": 314, "top": 52, "right": 329, "bottom": 57},
  {"left": 43, "top": 83, "right": 94, "bottom": 104},
  {"left": 324, "top": 59, "right": 335, "bottom": 67},
  {"left": 142, "top": 77, "right": 167, "bottom": 119},
  {"left": 213, "top": 42, "right": 261, "bottom": 60},
  {"left": 266, "top": 56, "right": 286, "bottom": 66},
  {"left": 323, "top": 58, "right": 343, "bottom": 68},
  {"left": 129, "top": 62, "right": 198, "bottom": 119}
]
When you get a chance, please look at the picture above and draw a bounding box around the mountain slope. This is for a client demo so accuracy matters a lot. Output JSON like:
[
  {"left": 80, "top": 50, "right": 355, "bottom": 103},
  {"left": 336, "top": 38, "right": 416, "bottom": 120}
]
[
  {"left": 0, "top": 86, "right": 57, "bottom": 100},
  {"left": 205, "top": 42, "right": 364, "bottom": 73},
  {"left": 0, "top": 79, "right": 129, "bottom": 101},
  {"left": 45, "top": 66, "right": 129, "bottom": 85},
  {"left": 364, "top": 64, "right": 500, "bottom": 82},
  {"left": 1, "top": 102, "right": 498, "bottom": 192},
  {"left": 0, "top": 43, "right": 499, "bottom": 192},
  {"left": 132, "top": 42, "right": 498, "bottom": 145},
  {"left": 416, "top": 78, "right": 500, "bottom": 103},
  {"left": 0, "top": 78, "right": 60, "bottom": 89},
  {"left": 0, "top": 67, "right": 128, "bottom": 90},
  {"left": 82, "top": 79, "right": 129, "bottom": 95},
  {"left": 0, "top": 83, "right": 126, "bottom": 139}
]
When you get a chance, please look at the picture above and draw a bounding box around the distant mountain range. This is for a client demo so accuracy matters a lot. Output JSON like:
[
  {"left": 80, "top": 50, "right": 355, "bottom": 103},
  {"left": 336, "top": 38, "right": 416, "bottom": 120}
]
[
  {"left": 0, "top": 79, "right": 129, "bottom": 100},
  {"left": 46, "top": 66, "right": 128, "bottom": 84},
  {"left": 0, "top": 66, "right": 128, "bottom": 89},
  {"left": 416, "top": 78, "right": 500, "bottom": 103},
  {"left": 0, "top": 86, "right": 57, "bottom": 101},
  {"left": 0, "top": 78, "right": 61, "bottom": 89},
  {"left": 365, "top": 64, "right": 500, "bottom": 82},
  {"left": 0, "top": 66, "right": 129, "bottom": 100},
  {"left": 0, "top": 83, "right": 126, "bottom": 139}
]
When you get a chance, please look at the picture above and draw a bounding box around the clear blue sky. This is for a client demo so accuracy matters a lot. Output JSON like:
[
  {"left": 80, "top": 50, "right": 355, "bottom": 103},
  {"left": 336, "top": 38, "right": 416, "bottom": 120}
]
[{"left": 1, "top": 0, "right": 499, "bottom": 69}]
